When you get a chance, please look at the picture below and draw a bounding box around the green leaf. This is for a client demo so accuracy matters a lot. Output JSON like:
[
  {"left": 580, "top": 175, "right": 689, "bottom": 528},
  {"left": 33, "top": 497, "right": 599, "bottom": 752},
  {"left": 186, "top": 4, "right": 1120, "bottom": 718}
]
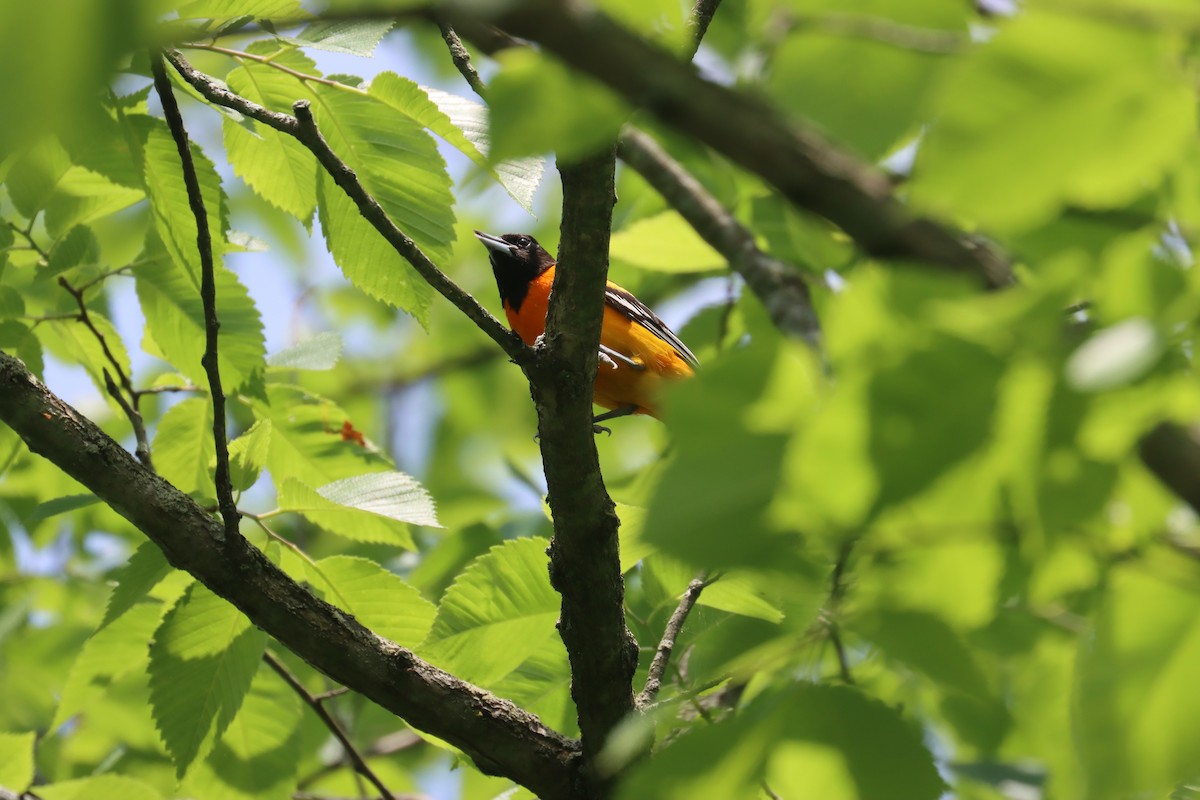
[
  {"left": 851, "top": 609, "right": 1009, "bottom": 749},
  {"left": 101, "top": 542, "right": 174, "bottom": 627},
  {"left": 30, "top": 494, "right": 100, "bottom": 522},
  {"left": 287, "top": 18, "right": 394, "bottom": 55},
  {"left": 422, "top": 87, "right": 545, "bottom": 214},
  {"left": 259, "top": 384, "right": 391, "bottom": 486},
  {"left": 266, "top": 332, "right": 343, "bottom": 370},
  {"left": 148, "top": 583, "right": 267, "bottom": 777},
  {"left": 619, "top": 683, "right": 944, "bottom": 800},
  {"left": 912, "top": 10, "right": 1195, "bottom": 231},
  {"left": 317, "top": 471, "right": 439, "bottom": 526},
  {"left": 0, "top": 1, "right": 150, "bottom": 155},
  {"left": 276, "top": 468, "right": 436, "bottom": 545},
  {"left": 645, "top": 343, "right": 805, "bottom": 572},
  {"left": 0, "top": 286, "right": 22, "bottom": 319},
  {"left": 223, "top": 54, "right": 318, "bottom": 223},
  {"left": 306, "top": 556, "right": 436, "bottom": 647},
  {"left": 227, "top": 418, "right": 272, "bottom": 492},
  {"left": 867, "top": 333, "right": 1005, "bottom": 514},
  {"left": 0, "top": 731, "right": 35, "bottom": 791},
  {"left": 135, "top": 255, "right": 266, "bottom": 392},
  {"left": 44, "top": 166, "right": 144, "bottom": 238},
  {"left": 610, "top": 211, "right": 724, "bottom": 273},
  {"left": 46, "top": 225, "right": 100, "bottom": 278},
  {"left": 488, "top": 49, "right": 628, "bottom": 162},
  {"left": 34, "top": 775, "right": 161, "bottom": 800},
  {"left": 52, "top": 600, "right": 163, "bottom": 728},
  {"left": 370, "top": 75, "right": 544, "bottom": 215},
  {"left": 312, "top": 83, "right": 455, "bottom": 323},
  {"left": 180, "top": 665, "right": 302, "bottom": 800},
  {"left": 152, "top": 397, "right": 215, "bottom": 498},
  {"left": 421, "top": 538, "right": 560, "bottom": 686},
  {"left": 765, "top": 2, "right": 965, "bottom": 159},
  {"left": 176, "top": 0, "right": 307, "bottom": 20},
  {"left": 143, "top": 123, "right": 228, "bottom": 284},
  {"left": 699, "top": 572, "right": 785, "bottom": 623},
  {"left": 1077, "top": 563, "right": 1200, "bottom": 799},
  {"left": 751, "top": 193, "right": 853, "bottom": 275}
]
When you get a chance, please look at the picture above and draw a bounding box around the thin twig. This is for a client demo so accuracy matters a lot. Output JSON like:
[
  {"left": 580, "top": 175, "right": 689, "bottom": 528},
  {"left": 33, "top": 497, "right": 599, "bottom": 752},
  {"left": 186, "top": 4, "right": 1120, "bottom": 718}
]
[
  {"left": 637, "top": 573, "right": 712, "bottom": 708},
  {"left": 151, "top": 52, "right": 239, "bottom": 540},
  {"left": 56, "top": 276, "right": 154, "bottom": 469},
  {"left": 263, "top": 651, "right": 395, "bottom": 800},
  {"left": 315, "top": 686, "right": 351, "bottom": 702},
  {"left": 183, "top": 42, "right": 364, "bottom": 93},
  {"left": 5, "top": 219, "right": 49, "bottom": 263},
  {"left": 436, "top": 21, "right": 487, "bottom": 97},
  {"left": 617, "top": 130, "right": 822, "bottom": 348}
]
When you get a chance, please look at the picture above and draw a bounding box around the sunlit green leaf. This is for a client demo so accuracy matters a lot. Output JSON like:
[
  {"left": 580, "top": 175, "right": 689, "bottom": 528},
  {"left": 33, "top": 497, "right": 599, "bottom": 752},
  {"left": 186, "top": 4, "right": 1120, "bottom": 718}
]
[
  {"left": 422, "top": 538, "right": 560, "bottom": 687},
  {"left": 610, "top": 211, "right": 724, "bottom": 273},
  {"left": 306, "top": 556, "right": 436, "bottom": 647},
  {"left": 312, "top": 83, "right": 455, "bottom": 323},
  {"left": 912, "top": 10, "right": 1195, "bottom": 231},
  {"left": 1077, "top": 562, "right": 1200, "bottom": 799},
  {"left": 0, "top": 730, "right": 35, "bottom": 791},
  {"left": 266, "top": 332, "right": 342, "bottom": 370},
  {"left": 148, "top": 583, "right": 267, "bottom": 777},
  {"left": 135, "top": 255, "right": 265, "bottom": 392},
  {"left": 180, "top": 665, "right": 302, "bottom": 800},
  {"left": 152, "top": 397, "right": 215, "bottom": 499}
]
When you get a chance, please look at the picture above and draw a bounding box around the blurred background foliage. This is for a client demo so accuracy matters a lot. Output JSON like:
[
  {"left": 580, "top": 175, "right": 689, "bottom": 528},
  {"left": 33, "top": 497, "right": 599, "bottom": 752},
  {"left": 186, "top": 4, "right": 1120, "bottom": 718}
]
[{"left": 3, "top": 0, "right": 1200, "bottom": 798}]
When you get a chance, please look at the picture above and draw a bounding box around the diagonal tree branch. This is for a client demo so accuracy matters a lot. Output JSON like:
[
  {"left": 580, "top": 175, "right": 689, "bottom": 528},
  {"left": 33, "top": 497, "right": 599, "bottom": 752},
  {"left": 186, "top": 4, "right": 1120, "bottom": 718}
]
[
  {"left": 617, "top": 130, "right": 822, "bottom": 347},
  {"left": 0, "top": 351, "right": 581, "bottom": 799},
  {"left": 151, "top": 53, "right": 239, "bottom": 540},
  {"left": 163, "top": 50, "right": 529, "bottom": 367},
  {"left": 444, "top": 0, "right": 1013, "bottom": 289}
]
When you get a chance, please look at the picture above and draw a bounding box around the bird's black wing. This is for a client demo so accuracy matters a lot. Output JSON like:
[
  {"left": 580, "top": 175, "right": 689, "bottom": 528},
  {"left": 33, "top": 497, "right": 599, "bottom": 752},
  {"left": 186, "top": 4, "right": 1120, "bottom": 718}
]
[{"left": 604, "top": 284, "right": 700, "bottom": 369}]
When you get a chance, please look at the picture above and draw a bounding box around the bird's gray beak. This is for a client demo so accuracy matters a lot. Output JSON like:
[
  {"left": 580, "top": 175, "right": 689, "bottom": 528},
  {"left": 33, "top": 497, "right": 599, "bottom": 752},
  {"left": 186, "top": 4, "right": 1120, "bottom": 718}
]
[{"left": 473, "top": 230, "right": 514, "bottom": 256}]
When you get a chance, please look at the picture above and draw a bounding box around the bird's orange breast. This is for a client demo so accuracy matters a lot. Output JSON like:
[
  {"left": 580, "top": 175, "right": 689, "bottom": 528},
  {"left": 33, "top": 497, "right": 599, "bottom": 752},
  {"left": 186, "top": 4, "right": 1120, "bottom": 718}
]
[{"left": 502, "top": 267, "right": 694, "bottom": 418}]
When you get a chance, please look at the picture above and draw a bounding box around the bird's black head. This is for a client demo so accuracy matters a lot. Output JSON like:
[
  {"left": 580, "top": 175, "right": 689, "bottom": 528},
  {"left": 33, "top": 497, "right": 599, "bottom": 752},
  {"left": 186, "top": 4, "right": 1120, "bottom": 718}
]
[{"left": 474, "top": 230, "right": 555, "bottom": 311}]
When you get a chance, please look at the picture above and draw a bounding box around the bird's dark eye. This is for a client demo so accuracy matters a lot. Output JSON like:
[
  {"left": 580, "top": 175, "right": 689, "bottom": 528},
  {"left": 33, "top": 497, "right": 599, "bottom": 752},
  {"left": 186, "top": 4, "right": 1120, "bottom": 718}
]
[{"left": 516, "top": 236, "right": 531, "bottom": 248}]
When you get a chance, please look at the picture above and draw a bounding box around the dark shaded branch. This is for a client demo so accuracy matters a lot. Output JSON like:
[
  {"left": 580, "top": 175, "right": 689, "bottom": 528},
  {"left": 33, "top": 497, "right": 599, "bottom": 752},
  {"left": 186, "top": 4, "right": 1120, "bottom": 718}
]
[
  {"left": 264, "top": 651, "right": 393, "bottom": 800},
  {"left": 637, "top": 573, "right": 710, "bottom": 708},
  {"left": 536, "top": 149, "right": 639, "bottom": 768},
  {"left": 151, "top": 53, "right": 239, "bottom": 539},
  {"left": 0, "top": 352, "right": 581, "bottom": 799},
  {"left": 56, "top": 276, "right": 154, "bottom": 470},
  {"left": 164, "top": 50, "right": 528, "bottom": 366},
  {"left": 617, "top": 130, "right": 822, "bottom": 347},
  {"left": 436, "top": 21, "right": 487, "bottom": 97},
  {"left": 447, "top": 0, "right": 1013, "bottom": 288}
]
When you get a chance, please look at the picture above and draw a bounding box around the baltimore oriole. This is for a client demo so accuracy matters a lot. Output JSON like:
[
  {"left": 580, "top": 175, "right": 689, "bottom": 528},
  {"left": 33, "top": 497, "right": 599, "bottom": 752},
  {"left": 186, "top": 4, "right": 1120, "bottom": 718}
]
[{"left": 474, "top": 230, "right": 698, "bottom": 427}]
